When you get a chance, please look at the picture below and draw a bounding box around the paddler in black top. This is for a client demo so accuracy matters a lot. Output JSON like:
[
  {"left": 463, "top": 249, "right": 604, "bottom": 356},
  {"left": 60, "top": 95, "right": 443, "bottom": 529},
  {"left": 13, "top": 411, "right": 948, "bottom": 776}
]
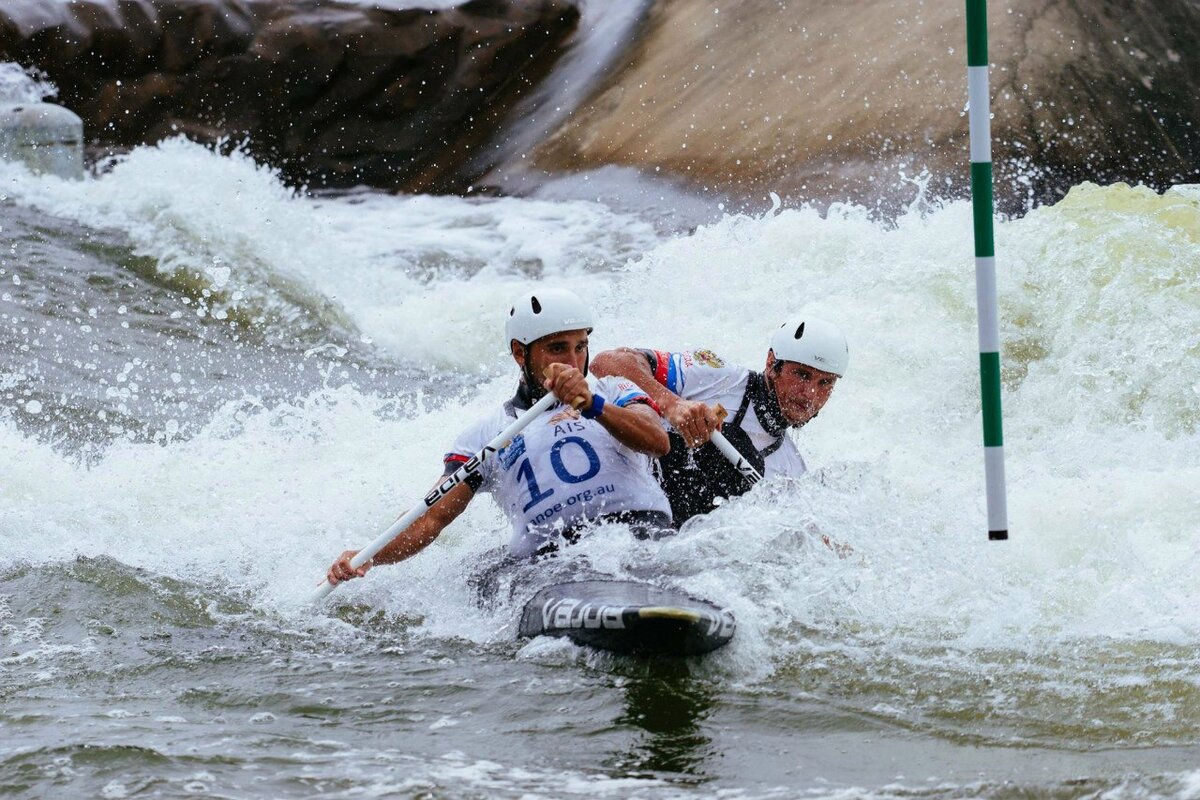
[{"left": 590, "top": 317, "right": 848, "bottom": 526}]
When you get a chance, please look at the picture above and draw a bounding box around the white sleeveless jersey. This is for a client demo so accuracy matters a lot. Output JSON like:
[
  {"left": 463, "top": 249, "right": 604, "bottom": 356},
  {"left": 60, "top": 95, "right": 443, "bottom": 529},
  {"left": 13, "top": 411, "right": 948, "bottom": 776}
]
[
  {"left": 445, "top": 376, "right": 671, "bottom": 558},
  {"left": 646, "top": 349, "right": 808, "bottom": 479}
]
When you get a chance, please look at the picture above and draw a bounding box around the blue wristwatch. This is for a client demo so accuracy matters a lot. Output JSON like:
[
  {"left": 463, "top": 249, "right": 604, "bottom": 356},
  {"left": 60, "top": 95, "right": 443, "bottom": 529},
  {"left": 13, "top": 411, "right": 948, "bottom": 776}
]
[{"left": 580, "top": 394, "right": 605, "bottom": 419}]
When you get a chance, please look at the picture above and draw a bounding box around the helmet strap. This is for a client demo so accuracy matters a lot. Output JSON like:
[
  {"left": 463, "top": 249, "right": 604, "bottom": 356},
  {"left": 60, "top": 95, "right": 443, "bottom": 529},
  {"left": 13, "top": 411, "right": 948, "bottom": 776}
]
[{"left": 519, "top": 343, "right": 548, "bottom": 403}]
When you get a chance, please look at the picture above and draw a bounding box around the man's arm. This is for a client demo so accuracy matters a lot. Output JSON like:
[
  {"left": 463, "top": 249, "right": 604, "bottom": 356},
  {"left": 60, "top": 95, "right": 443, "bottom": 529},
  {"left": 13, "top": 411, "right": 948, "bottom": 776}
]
[
  {"left": 326, "top": 480, "right": 474, "bottom": 585},
  {"left": 591, "top": 348, "right": 722, "bottom": 448},
  {"left": 544, "top": 362, "right": 670, "bottom": 457},
  {"left": 597, "top": 400, "right": 671, "bottom": 457}
]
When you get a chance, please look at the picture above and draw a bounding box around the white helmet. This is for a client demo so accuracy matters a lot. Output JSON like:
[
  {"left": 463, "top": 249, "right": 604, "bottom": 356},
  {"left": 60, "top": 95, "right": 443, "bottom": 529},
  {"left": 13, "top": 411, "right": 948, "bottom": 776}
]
[
  {"left": 505, "top": 288, "right": 594, "bottom": 345},
  {"left": 769, "top": 317, "right": 848, "bottom": 376}
]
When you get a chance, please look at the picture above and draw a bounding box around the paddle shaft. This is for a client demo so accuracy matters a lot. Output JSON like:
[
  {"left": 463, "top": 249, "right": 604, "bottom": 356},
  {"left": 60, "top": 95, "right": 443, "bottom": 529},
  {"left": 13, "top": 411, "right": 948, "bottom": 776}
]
[
  {"left": 310, "top": 390, "right": 560, "bottom": 604},
  {"left": 709, "top": 429, "right": 763, "bottom": 486},
  {"left": 705, "top": 403, "right": 763, "bottom": 485}
]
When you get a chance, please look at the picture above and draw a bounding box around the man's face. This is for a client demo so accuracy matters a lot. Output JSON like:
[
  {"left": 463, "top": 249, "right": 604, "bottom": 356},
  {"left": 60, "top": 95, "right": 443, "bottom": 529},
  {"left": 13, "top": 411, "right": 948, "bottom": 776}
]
[
  {"left": 766, "top": 353, "right": 839, "bottom": 426},
  {"left": 512, "top": 329, "right": 590, "bottom": 378}
]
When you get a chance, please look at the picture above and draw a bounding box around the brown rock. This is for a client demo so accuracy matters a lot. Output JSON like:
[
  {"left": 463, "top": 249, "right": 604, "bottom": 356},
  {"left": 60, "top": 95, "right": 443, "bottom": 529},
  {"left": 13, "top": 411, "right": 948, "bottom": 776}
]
[
  {"left": 532, "top": 0, "right": 1200, "bottom": 211},
  {"left": 90, "top": 71, "right": 180, "bottom": 138},
  {"left": 157, "top": 0, "right": 255, "bottom": 73}
]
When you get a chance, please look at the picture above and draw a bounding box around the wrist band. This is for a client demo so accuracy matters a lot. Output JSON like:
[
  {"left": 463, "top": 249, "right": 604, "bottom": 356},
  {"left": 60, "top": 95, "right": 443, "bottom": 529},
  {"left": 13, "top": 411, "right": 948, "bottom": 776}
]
[{"left": 580, "top": 394, "right": 605, "bottom": 419}]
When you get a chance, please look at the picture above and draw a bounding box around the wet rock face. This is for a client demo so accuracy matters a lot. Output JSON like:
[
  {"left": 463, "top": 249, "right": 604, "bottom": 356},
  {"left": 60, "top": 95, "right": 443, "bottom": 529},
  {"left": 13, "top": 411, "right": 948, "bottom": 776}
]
[
  {"left": 0, "top": 0, "right": 580, "bottom": 191},
  {"left": 532, "top": 0, "right": 1200, "bottom": 212}
]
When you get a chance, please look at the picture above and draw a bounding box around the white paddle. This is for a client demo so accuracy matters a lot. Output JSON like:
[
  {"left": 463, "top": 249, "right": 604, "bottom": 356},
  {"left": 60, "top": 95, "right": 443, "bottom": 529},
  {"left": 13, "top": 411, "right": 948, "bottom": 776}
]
[
  {"left": 708, "top": 429, "right": 764, "bottom": 485},
  {"left": 707, "top": 404, "right": 763, "bottom": 485},
  {"left": 310, "top": 389, "right": 560, "bottom": 604}
]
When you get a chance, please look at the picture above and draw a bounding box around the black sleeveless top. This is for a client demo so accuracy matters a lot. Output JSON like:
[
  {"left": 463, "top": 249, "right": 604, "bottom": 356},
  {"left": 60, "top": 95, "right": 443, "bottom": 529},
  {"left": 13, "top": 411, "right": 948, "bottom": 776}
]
[{"left": 656, "top": 371, "right": 787, "bottom": 527}]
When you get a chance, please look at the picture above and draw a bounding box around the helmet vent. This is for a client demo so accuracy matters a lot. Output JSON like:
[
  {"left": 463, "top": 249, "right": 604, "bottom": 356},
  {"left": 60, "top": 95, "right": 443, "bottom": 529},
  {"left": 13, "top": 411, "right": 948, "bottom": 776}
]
[
  {"left": 793, "top": 322, "right": 806, "bottom": 340},
  {"left": 531, "top": 296, "right": 542, "bottom": 314}
]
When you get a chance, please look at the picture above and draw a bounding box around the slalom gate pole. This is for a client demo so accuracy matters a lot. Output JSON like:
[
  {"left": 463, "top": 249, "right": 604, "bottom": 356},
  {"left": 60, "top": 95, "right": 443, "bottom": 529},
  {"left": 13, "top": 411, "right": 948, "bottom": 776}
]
[{"left": 965, "top": 0, "right": 1009, "bottom": 540}]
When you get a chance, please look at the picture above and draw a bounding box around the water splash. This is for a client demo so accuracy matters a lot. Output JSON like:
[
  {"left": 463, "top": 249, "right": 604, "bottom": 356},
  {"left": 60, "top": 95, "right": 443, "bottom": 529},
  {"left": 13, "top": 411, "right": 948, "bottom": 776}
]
[
  {"left": 0, "top": 62, "right": 57, "bottom": 104},
  {"left": 2, "top": 167, "right": 1198, "bottom": 752}
]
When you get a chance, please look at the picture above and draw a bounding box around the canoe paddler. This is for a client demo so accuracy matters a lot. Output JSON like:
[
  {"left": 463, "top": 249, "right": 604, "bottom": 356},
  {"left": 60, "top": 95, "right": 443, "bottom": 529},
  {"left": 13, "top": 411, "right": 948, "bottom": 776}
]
[
  {"left": 591, "top": 317, "right": 848, "bottom": 527},
  {"left": 327, "top": 288, "right": 673, "bottom": 585}
]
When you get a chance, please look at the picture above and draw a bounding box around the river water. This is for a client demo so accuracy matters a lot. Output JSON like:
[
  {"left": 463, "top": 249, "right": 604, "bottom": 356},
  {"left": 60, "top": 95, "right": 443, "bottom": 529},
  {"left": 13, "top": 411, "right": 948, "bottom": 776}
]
[{"left": 2, "top": 98, "right": 1200, "bottom": 797}]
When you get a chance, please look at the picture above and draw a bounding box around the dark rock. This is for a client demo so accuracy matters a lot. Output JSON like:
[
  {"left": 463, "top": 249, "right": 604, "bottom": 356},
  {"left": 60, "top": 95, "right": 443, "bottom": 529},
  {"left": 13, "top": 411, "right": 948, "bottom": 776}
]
[
  {"left": 156, "top": 0, "right": 256, "bottom": 73},
  {"left": 0, "top": 0, "right": 579, "bottom": 191}
]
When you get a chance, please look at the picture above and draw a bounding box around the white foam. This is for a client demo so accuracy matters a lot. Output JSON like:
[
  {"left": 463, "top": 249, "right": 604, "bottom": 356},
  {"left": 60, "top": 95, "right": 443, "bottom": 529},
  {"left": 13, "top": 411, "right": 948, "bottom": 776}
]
[
  {"left": 2, "top": 142, "right": 1198, "bottom": 696},
  {"left": 0, "top": 62, "right": 57, "bottom": 103},
  {"left": 1, "top": 137, "right": 660, "bottom": 365}
]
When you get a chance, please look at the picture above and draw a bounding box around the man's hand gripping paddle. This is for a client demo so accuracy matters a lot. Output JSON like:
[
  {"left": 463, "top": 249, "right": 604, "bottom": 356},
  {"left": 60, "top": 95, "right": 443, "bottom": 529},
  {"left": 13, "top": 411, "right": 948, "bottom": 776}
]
[
  {"left": 310, "top": 370, "right": 596, "bottom": 605},
  {"left": 309, "top": 389, "right": 560, "bottom": 605}
]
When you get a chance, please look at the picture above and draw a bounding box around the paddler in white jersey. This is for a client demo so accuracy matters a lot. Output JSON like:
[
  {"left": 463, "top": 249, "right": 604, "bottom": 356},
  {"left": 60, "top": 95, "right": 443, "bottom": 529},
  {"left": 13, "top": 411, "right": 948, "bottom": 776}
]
[
  {"left": 326, "top": 288, "right": 673, "bottom": 585},
  {"left": 591, "top": 317, "right": 848, "bottom": 527}
]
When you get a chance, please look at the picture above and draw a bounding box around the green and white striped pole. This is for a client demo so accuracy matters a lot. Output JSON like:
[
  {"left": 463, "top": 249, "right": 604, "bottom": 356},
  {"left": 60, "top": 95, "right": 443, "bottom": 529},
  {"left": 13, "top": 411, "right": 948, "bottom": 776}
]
[{"left": 965, "top": 0, "right": 1009, "bottom": 541}]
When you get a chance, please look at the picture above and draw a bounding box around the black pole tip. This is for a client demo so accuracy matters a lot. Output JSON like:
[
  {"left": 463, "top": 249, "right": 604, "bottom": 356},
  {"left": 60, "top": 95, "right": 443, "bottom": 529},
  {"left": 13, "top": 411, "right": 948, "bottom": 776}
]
[{"left": 989, "top": 530, "right": 1008, "bottom": 541}]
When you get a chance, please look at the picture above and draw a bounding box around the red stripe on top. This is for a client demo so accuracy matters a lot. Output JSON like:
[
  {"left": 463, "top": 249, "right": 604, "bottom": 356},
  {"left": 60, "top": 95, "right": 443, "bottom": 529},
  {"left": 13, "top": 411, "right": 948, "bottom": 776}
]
[
  {"left": 444, "top": 453, "right": 469, "bottom": 465},
  {"left": 652, "top": 350, "right": 672, "bottom": 387},
  {"left": 633, "top": 395, "right": 662, "bottom": 415}
]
